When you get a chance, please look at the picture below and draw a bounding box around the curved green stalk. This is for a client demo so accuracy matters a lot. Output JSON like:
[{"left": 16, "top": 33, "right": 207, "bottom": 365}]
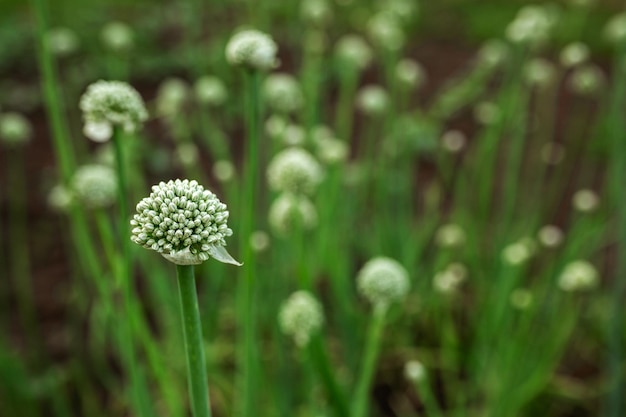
[
  {"left": 176, "top": 265, "right": 212, "bottom": 417},
  {"left": 352, "top": 304, "right": 387, "bottom": 417}
]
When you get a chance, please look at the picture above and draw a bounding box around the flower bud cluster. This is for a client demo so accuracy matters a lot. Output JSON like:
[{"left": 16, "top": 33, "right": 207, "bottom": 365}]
[
  {"left": 357, "top": 257, "right": 410, "bottom": 309},
  {"left": 279, "top": 291, "right": 324, "bottom": 347}
]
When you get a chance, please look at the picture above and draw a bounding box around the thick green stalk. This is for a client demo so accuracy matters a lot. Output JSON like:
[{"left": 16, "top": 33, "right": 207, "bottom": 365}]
[
  {"left": 335, "top": 69, "right": 358, "bottom": 145},
  {"left": 352, "top": 304, "right": 387, "bottom": 417},
  {"left": 307, "top": 334, "right": 350, "bottom": 417},
  {"left": 237, "top": 69, "right": 261, "bottom": 417},
  {"left": 176, "top": 265, "right": 212, "bottom": 417}
]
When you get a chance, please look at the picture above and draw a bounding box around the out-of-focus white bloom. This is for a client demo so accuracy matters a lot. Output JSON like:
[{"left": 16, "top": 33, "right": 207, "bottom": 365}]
[
  {"left": 281, "top": 124, "right": 306, "bottom": 146},
  {"left": 524, "top": 58, "right": 556, "bottom": 88},
  {"left": 46, "top": 27, "right": 79, "bottom": 57},
  {"left": 433, "top": 263, "right": 467, "bottom": 294},
  {"left": 440, "top": 130, "right": 466, "bottom": 153},
  {"left": 194, "top": 76, "right": 228, "bottom": 106},
  {"left": 0, "top": 112, "right": 33, "bottom": 147},
  {"left": 71, "top": 164, "right": 117, "bottom": 209},
  {"left": 506, "top": 5, "right": 554, "bottom": 46},
  {"left": 156, "top": 78, "right": 189, "bottom": 118},
  {"left": 268, "top": 193, "right": 318, "bottom": 236},
  {"left": 367, "top": 12, "right": 405, "bottom": 51},
  {"left": 315, "top": 136, "right": 349, "bottom": 164},
  {"left": 435, "top": 224, "right": 466, "bottom": 248},
  {"left": 249, "top": 230, "right": 270, "bottom": 253},
  {"left": 538, "top": 225, "right": 564, "bottom": 248},
  {"left": 568, "top": 64, "right": 605, "bottom": 95},
  {"left": 225, "top": 29, "right": 278, "bottom": 70},
  {"left": 267, "top": 147, "right": 323, "bottom": 195},
  {"left": 569, "top": 0, "right": 594, "bottom": 7},
  {"left": 334, "top": 35, "right": 373, "bottom": 71},
  {"left": 477, "top": 39, "right": 509, "bottom": 69},
  {"left": 130, "top": 179, "right": 240, "bottom": 266},
  {"left": 572, "top": 189, "right": 599, "bottom": 212},
  {"left": 502, "top": 238, "right": 536, "bottom": 266},
  {"left": 540, "top": 142, "right": 565, "bottom": 165},
  {"left": 279, "top": 291, "right": 324, "bottom": 347},
  {"left": 510, "top": 288, "right": 533, "bottom": 309},
  {"left": 212, "top": 160, "right": 236, "bottom": 183},
  {"left": 175, "top": 143, "right": 199, "bottom": 167},
  {"left": 560, "top": 42, "right": 590, "bottom": 68},
  {"left": 263, "top": 73, "right": 304, "bottom": 114},
  {"left": 301, "top": 0, "right": 333, "bottom": 27},
  {"left": 558, "top": 260, "right": 598, "bottom": 291},
  {"left": 265, "top": 114, "right": 288, "bottom": 140},
  {"left": 404, "top": 360, "right": 426, "bottom": 383},
  {"left": 356, "top": 85, "right": 389, "bottom": 116},
  {"left": 357, "top": 257, "right": 410, "bottom": 309},
  {"left": 381, "top": 0, "right": 418, "bottom": 23},
  {"left": 79, "top": 80, "right": 148, "bottom": 142},
  {"left": 47, "top": 184, "right": 74, "bottom": 212},
  {"left": 100, "top": 21, "right": 134, "bottom": 52},
  {"left": 604, "top": 13, "right": 626, "bottom": 44},
  {"left": 395, "top": 59, "right": 426, "bottom": 89},
  {"left": 473, "top": 101, "right": 500, "bottom": 125}
]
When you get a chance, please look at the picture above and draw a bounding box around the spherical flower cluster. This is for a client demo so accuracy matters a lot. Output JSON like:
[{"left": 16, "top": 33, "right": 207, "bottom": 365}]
[
  {"left": 79, "top": 80, "right": 148, "bottom": 142},
  {"left": 572, "top": 189, "right": 599, "bottom": 212},
  {"left": 71, "top": 164, "right": 117, "bottom": 209},
  {"left": 175, "top": 143, "right": 199, "bottom": 167},
  {"left": 300, "top": 0, "right": 332, "bottom": 27},
  {"left": 0, "top": 112, "right": 33, "bottom": 147},
  {"left": 440, "top": 130, "right": 466, "bottom": 153},
  {"left": 502, "top": 238, "right": 536, "bottom": 266},
  {"left": 395, "top": 59, "right": 426, "bottom": 89},
  {"left": 46, "top": 27, "right": 79, "bottom": 57},
  {"left": 435, "top": 223, "right": 466, "bottom": 248},
  {"left": 560, "top": 42, "right": 590, "bottom": 68},
  {"left": 315, "top": 136, "right": 348, "bottom": 165},
  {"left": 334, "top": 35, "right": 373, "bottom": 71},
  {"left": 356, "top": 85, "right": 390, "bottom": 116},
  {"left": 433, "top": 263, "right": 467, "bottom": 294},
  {"left": 225, "top": 29, "right": 278, "bottom": 71},
  {"left": 194, "top": 76, "right": 228, "bottom": 106},
  {"left": 268, "top": 193, "right": 318, "bottom": 236},
  {"left": 357, "top": 257, "right": 410, "bottom": 309},
  {"left": 156, "top": 78, "right": 189, "bottom": 118},
  {"left": 100, "top": 21, "right": 134, "bottom": 52},
  {"left": 473, "top": 101, "right": 500, "bottom": 125},
  {"left": 477, "top": 39, "right": 509, "bottom": 69},
  {"left": 47, "top": 184, "right": 74, "bottom": 212},
  {"left": 537, "top": 225, "right": 564, "bottom": 248},
  {"left": 404, "top": 360, "right": 426, "bottom": 383},
  {"left": 510, "top": 288, "right": 533, "bottom": 310},
  {"left": 267, "top": 147, "right": 323, "bottom": 195},
  {"left": 558, "top": 260, "right": 598, "bottom": 291},
  {"left": 263, "top": 73, "right": 304, "bottom": 114},
  {"left": 567, "top": 64, "right": 605, "bottom": 96},
  {"left": 524, "top": 58, "right": 556, "bottom": 88},
  {"left": 604, "top": 13, "right": 626, "bottom": 44},
  {"left": 280, "top": 124, "right": 307, "bottom": 147},
  {"left": 130, "top": 179, "right": 239, "bottom": 265},
  {"left": 279, "top": 291, "right": 324, "bottom": 347},
  {"left": 212, "top": 160, "right": 236, "bottom": 183},
  {"left": 366, "top": 12, "right": 405, "bottom": 51},
  {"left": 249, "top": 230, "right": 270, "bottom": 253},
  {"left": 505, "top": 5, "right": 554, "bottom": 46}
]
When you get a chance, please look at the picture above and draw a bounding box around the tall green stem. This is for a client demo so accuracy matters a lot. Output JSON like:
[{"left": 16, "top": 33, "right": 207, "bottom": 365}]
[
  {"left": 352, "top": 304, "right": 387, "bottom": 417},
  {"left": 176, "top": 265, "right": 212, "bottom": 417},
  {"left": 237, "top": 69, "right": 261, "bottom": 417}
]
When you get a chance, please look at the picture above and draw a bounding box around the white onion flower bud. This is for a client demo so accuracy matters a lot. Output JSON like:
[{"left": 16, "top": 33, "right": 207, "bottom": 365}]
[
  {"left": 265, "top": 114, "right": 288, "bottom": 140},
  {"left": 249, "top": 230, "right": 270, "bottom": 253},
  {"left": 71, "top": 164, "right": 117, "bottom": 209},
  {"left": 505, "top": 5, "right": 553, "bottom": 47},
  {"left": 435, "top": 224, "right": 466, "bottom": 248},
  {"left": 130, "top": 179, "right": 240, "bottom": 266},
  {"left": 477, "top": 39, "right": 509, "bottom": 69},
  {"left": 433, "top": 263, "right": 467, "bottom": 294},
  {"left": 404, "top": 360, "right": 426, "bottom": 383},
  {"left": 540, "top": 142, "right": 565, "bottom": 165},
  {"left": 47, "top": 184, "right": 74, "bottom": 212},
  {"left": 502, "top": 238, "right": 536, "bottom": 266},
  {"left": 300, "top": 0, "right": 333, "bottom": 27},
  {"left": 334, "top": 35, "right": 373, "bottom": 71},
  {"left": 315, "top": 136, "right": 348, "bottom": 165},
  {"left": 100, "top": 21, "right": 134, "bottom": 52},
  {"left": 560, "top": 42, "right": 590, "bottom": 68},
  {"left": 440, "top": 130, "right": 466, "bottom": 153},
  {"left": 567, "top": 64, "right": 604, "bottom": 96},
  {"left": 0, "top": 112, "right": 33, "bottom": 147},
  {"left": 156, "top": 78, "right": 189, "bottom": 118},
  {"left": 366, "top": 12, "right": 405, "bottom": 51},
  {"left": 46, "top": 27, "right": 79, "bottom": 57},
  {"left": 263, "top": 73, "right": 304, "bottom": 114},
  {"left": 558, "top": 260, "right": 598, "bottom": 291},
  {"left": 604, "top": 13, "right": 626, "bottom": 44},
  {"left": 268, "top": 193, "right": 318, "bottom": 236},
  {"left": 212, "top": 160, "right": 236, "bottom": 183},
  {"left": 175, "top": 143, "right": 199, "bottom": 167},
  {"left": 225, "top": 29, "right": 278, "bottom": 71},
  {"left": 395, "top": 59, "right": 426, "bottom": 89},
  {"left": 194, "top": 76, "right": 228, "bottom": 107},
  {"left": 267, "top": 148, "right": 323, "bottom": 195},
  {"left": 473, "top": 101, "right": 500, "bottom": 125},
  {"left": 79, "top": 80, "right": 148, "bottom": 142},
  {"left": 524, "top": 58, "right": 556, "bottom": 88},
  {"left": 356, "top": 85, "right": 389, "bottom": 116},
  {"left": 572, "top": 189, "right": 599, "bottom": 212},
  {"left": 537, "top": 225, "right": 564, "bottom": 248},
  {"left": 510, "top": 288, "right": 533, "bottom": 310},
  {"left": 279, "top": 291, "right": 324, "bottom": 347},
  {"left": 281, "top": 124, "right": 307, "bottom": 147},
  {"left": 357, "top": 257, "right": 410, "bottom": 309}
]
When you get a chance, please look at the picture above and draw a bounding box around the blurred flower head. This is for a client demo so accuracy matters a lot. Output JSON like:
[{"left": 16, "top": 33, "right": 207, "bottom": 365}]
[
  {"left": 268, "top": 193, "right": 318, "bottom": 236},
  {"left": 558, "top": 260, "right": 598, "bottom": 291},
  {"left": 194, "top": 76, "right": 228, "bottom": 107},
  {"left": 46, "top": 27, "right": 79, "bottom": 57},
  {"left": 263, "top": 73, "right": 304, "bottom": 114},
  {"left": 356, "top": 85, "right": 389, "bottom": 116},
  {"left": 560, "top": 42, "right": 590, "bottom": 68},
  {"left": 334, "top": 35, "right": 373, "bottom": 71},
  {"left": 267, "top": 147, "right": 323, "bottom": 195},
  {"left": 357, "top": 256, "right": 410, "bottom": 309},
  {"left": 71, "top": 164, "right": 117, "bottom": 209},
  {"left": 279, "top": 291, "right": 324, "bottom": 347},
  {"left": 225, "top": 29, "right": 278, "bottom": 70},
  {"left": 100, "top": 21, "right": 134, "bottom": 52},
  {"left": 0, "top": 112, "right": 33, "bottom": 147}
]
